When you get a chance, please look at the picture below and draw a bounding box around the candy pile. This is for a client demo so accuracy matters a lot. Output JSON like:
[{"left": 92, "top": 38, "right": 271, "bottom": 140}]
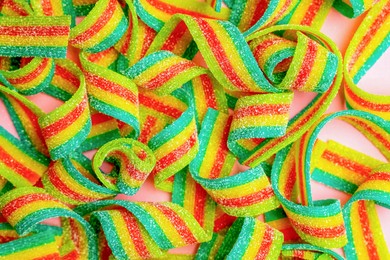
[{"left": 0, "top": 0, "right": 389, "bottom": 259}]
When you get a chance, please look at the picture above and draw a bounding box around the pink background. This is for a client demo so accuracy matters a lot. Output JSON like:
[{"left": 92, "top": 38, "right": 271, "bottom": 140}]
[{"left": 0, "top": 7, "right": 389, "bottom": 256}]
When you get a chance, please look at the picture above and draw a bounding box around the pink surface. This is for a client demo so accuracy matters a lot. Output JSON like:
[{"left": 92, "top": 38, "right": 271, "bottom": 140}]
[{"left": 0, "top": 7, "right": 389, "bottom": 256}]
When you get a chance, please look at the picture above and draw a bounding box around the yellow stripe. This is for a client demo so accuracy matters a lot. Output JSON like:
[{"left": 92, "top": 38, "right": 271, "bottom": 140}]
[
  {"left": 0, "top": 36, "right": 68, "bottom": 47},
  {"left": 88, "top": 120, "right": 117, "bottom": 138},
  {"left": 242, "top": 221, "right": 266, "bottom": 259},
  {"left": 285, "top": 208, "right": 344, "bottom": 228},
  {"left": 183, "top": 174, "right": 196, "bottom": 216},
  {"left": 359, "top": 179, "right": 390, "bottom": 193},
  {"left": 232, "top": 114, "right": 289, "bottom": 129},
  {"left": 1, "top": 240, "right": 58, "bottom": 259}
]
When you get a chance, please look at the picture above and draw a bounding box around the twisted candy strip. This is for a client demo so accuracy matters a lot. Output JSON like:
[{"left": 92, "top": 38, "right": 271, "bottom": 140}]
[
  {"left": 69, "top": 0, "right": 127, "bottom": 52},
  {"left": 333, "top": 0, "right": 381, "bottom": 18},
  {"left": 0, "top": 57, "right": 55, "bottom": 95},
  {"left": 243, "top": 25, "right": 342, "bottom": 166},
  {"left": 0, "top": 0, "right": 34, "bottom": 16},
  {"left": 146, "top": 89, "right": 199, "bottom": 191},
  {"left": 93, "top": 138, "right": 156, "bottom": 195},
  {"left": 343, "top": 164, "right": 390, "bottom": 259},
  {"left": 312, "top": 140, "right": 384, "bottom": 194},
  {"left": 80, "top": 51, "right": 140, "bottom": 138},
  {"left": 272, "top": 142, "right": 347, "bottom": 249},
  {"left": 172, "top": 169, "right": 216, "bottom": 234},
  {"left": 264, "top": 207, "right": 300, "bottom": 243},
  {"left": 0, "top": 187, "right": 98, "bottom": 259},
  {"left": 0, "top": 86, "right": 50, "bottom": 187},
  {"left": 39, "top": 59, "right": 92, "bottom": 160},
  {"left": 190, "top": 109, "right": 280, "bottom": 217},
  {"left": 42, "top": 155, "right": 116, "bottom": 205},
  {"left": 0, "top": 16, "right": 70, "bottom": 58},
  {"left": 74, "top": 199, "right": 209, "bottom": 259},
  {"left": 344, "top": 0, "right": 390, "bottom": 120},
  {"left": 196, "top": 217, "right": 283, "bottom": 259}
]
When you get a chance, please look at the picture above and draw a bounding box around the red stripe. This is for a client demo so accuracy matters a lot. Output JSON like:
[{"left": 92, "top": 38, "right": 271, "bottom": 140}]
[
  {"left": 34, "top": 253, "right": 61, "bottom": 260},
  {"left": 322, "top": 149, "right": 371, "bottom": 178},
  {"left": 280, "top": 226, "right": 300, "bottom": 241},
  {"left": 1, "top": 193, "right": 56, "bottom": 218},
  {"left": 91, "top": 113, "right": 114, "bottom": 125},
  {"left": 249, "top": 0, "right": 269, "bottom": 29},
  {"left": 195, "top": 18, "right": 251, "bottom": 92},
  {"left": 298, "top": 136, "right": 308, "bottom": 206},
  {"left": 193, "top": 182, "right": 207, "bottom": 227},
  {"left": 161, "top": 21, "right": 188, "bottom": 51},
  {"left": 41, "top": 95, "right": 88, "bottom": 138},
  {"left": 154, "top": 204, "right": 198, "bottom": 244},
  {"left": 140, "top": 23, "right": 156, "bottom": 58},
  {"left": 86, "top": 47, "right": 116, "bottom": 63},
  {"left": 138, "top": 116, "right": 157, "bottom": 144},
  {"left": 213, "top": 213, "right": 236, "bottom": 232},
  {"left": 121, "top": 210, "right": 151, "bottom": 258},
  {"left": 7, "top": 58, "right": 50, "bottom": 85},
  {"left": 348, "top": 1, "right": 390, "bottom": 69},
  {"left": 301, "top": 0, "right": 323, "bottom": 26},
  {"left": 0, "top": 146, "right": 41, "bottom": 184},
  {"left": 234, "top": 104, "right": 290, "bottom": 118},
  {"left": 86, "top": 73, "right": 137, "bottom": 104},
  {"left": 290, "top": 39, "right": 317, "bottom": 90},
  {"left": 62, "top": 249, "right": 79, "bottom": 260},
  {"left": 290, "top": 219, "right": 345, "bottom": 238},
  {"left": 47, "top": 163, "right": 95, "bottom": 202},
  {"left": 139, "top": 93, "right": 182, "bottom": 118},
  {"left": 367, "top": 172, "right": 390, "bottom": 181},
  {"left": 0, "top": 26, "right": 68, "bottom": 36},
  {"left": 142, "top": 61, "right": 195, "bottom": 90},
  {"left": 112, "top": 150, "right": 148, "bottom": 181},
  {"left": 214, "top": 186, "right": 274, "bottom": 207},
  {"left": 200, "top": 74, "right": 217, "bottom": 109},
  {"left": 255, "top": 225, "right": 274, "bottom": 259},
  {"left": 144, "top": 0, "right": 221, "bottom": 19},
  {"left": 41, "top": 0, "right": 54, "bottom": 16},
  {"left": 70, "top": 0, "right": 116, "bottom": 44},
  {"left": 284, "top": 160, "right": 297, "bottom": 200},
  {"left": 154, "top": 131, "right": 197, "bottom": 172},
  {"left": 345, "top": 84, "right": 390, "bottom": 111},
  {"left": 357, "top": 201, "right": 380, "bottom": 259},
  {"left": 3, "top": 0, "right": 29, "bottom": 16},
  {"left": 55, "top": 65, "right": 80, "bottom": 88},
  {"left": 209, "top": 116, "right": 232, "bottom": 179}
]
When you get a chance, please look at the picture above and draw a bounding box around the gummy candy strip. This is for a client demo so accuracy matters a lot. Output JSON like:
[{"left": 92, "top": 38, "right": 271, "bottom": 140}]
[
  {"left": 343, "top": 0, "right": 390, "bottom": 120},
  {"left": 69, "top": 0, "right": 127, "bottom": 52},
  {"left": 0, "top": 0, "right": 34, "bottom": 16},
  {"left": 148, "top": 14, "right": 281, "bottom": 93},
  {"left": 228, "top": 93, "right": 293, "bottom": 159},
  {"left": 0, "top": 57, "right": 55, "bottom": 95},
  {"left": 206, "top": 0, "right": 222, "bottom": 12},
  {"left": 0, "top": 187, "right": 98, "bottom": 259},
  {"left": 196, "top": 217, "right": 283, "bottom": 260},
  {"left": 312, "top": 140, "right": 384, "bottom": 194},
  {"left": 114, "top": 0, "right": 157, "bottom": 65},
  {"left": 264, "top": 207, "right": 300, "bottom": 243},
  {"left": 72, "top": 0, "right": 97, "bottom": 16},
  {"left": 333, "top": 0, "right": 380, "bottom": 18},
  {"left": 172, "top": 169, "right": 216, "bottom": 234},
  {"left": 74, "top": 200, "right": 209, "bottom": 257},
  {"left": 0, "top": 228, "right": 62, "bottom": 259},
  {"left": 80, "top": 51, "right": 140, "bottom": 138},
  {"left": 228, "top": 0, "right": 298, "bottom": 35},
  {"left": 0, "top": 127, "right": 49, "bottom": 187},
  {"left": 212, "top": 205, "right": 237, "bottom": 233},
  {"left": 38, "top": 59, "right": 92, "bottom": 160},
  {"left": 42, "top": 156, "right": 116, "bottom": 205},
  {"left": 291, "top": 110, "right": 389, "bottom": 247},
  {"left": 190, "top": 109, "right": 280, "bottom": 217},
  {"left": 277, "top": 0, "right": 335, "bottom": 30},
  {"left": 271, "top": 143, "right": 347, "bottom": 248},
  {"left": 147, "top": 89, "right": 199, "bottom": 191},
  {"left": 124, "top": 50, "right": 208, "bottom": 96},
  {"left": 133, "top": 0, "right": 230, "bottom": 31},
  {"left": 281, "top": 244, "right": 344, "bottom": 260},
  {"left": 242, "top": 24, "right": 342, "bottom": 167},
  {"left": 81, "top": 112, "right": 121, "bottom": 152},
  {"left": 184, "top": 73, "right": 228, "bottom": 128},
  {"left": 30, "top": 0, "right": 74, "bottom": 17},
  {"left": 0, "top": 16, "right": 70, "bottom": 58},
  {"left": 343, "top": 164, "right": 390, "bottom": 259},
  {"left": 0, "top": 217, "right": 19, "bottom": 243},
  {"left": 92, "top": 138, "right": 156, "bottom": 195}
]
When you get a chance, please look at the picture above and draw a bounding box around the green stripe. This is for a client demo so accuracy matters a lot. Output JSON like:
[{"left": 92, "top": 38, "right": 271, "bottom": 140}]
[
  {"left": 172, "top": 169, "right": 188, "bottom": 206},
  {"left": 0, "top": 46, "right": 67, "bottom": 58},
  {"left": 312, "top": 169, "right": 358, "bottom": 194}
]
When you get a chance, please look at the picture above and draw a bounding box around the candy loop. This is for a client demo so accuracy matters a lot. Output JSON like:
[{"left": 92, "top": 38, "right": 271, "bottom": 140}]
[
  {"left": 93, "top": 138, "right": 156, "bottom": 195},
  {"left": 38, "top": 59, "right": 92, "bottom": 160},
  {"left": 190, "top": 109, "right": 280, "bottom": 217},
  {"left": 343, "top": 0, "right": 390, "bottom": 120},
  {"left": 0, "top": 187, "right": 98, "bottom": 259}
]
